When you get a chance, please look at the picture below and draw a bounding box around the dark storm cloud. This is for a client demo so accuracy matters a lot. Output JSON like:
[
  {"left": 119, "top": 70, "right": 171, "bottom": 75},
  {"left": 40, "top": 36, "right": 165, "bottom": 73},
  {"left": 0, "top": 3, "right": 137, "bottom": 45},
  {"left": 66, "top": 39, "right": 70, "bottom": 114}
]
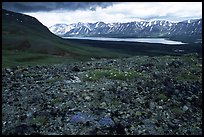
[{"left": 2, "top": 2, "right": 114, "bottom": 13}]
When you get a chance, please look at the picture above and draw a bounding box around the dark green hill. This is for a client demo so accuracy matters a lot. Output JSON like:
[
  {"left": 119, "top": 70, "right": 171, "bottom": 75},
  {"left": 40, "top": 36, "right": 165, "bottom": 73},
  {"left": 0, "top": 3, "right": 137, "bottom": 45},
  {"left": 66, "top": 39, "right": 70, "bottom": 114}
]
[{"left": 2, "top": 9, "right": 128, "bottom": 67}]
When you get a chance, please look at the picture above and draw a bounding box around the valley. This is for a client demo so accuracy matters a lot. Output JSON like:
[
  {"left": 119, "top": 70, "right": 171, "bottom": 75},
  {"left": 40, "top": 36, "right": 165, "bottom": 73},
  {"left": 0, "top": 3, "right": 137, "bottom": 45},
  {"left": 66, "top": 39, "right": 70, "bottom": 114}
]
[
  {"left": 2, "top": 6, "right": 202, "bottom": 135},
  {"left": 2, "top": 9, "right": 128, "bottom": 68},
  {"left": 2, "top": 9, "right": 202, "bottom": 68},
  {"left": 64, "top": 38, "right": 202, "bottom": 57}
]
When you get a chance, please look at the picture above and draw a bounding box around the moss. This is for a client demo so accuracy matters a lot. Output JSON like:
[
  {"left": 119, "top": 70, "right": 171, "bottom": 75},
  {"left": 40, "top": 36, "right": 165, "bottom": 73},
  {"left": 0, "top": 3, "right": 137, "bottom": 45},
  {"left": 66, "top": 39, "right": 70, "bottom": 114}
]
[
  {"left": 176, "top": 71, "right": 201, "bottom": 81},
  {"left": 157, "top": 93, "right": 168, "bottom": 101},
  {"left": 135, "top": 111, "right": 142, "bottom": 117},
  {"left": 24, "top": 73, "right": 43, "bottom": 77},
  {"left": 84, "top": 69, "right": 148, "bottom": 81},
  {"left": 51, "top": 97, "right": 62, "bottom": 104},
  {"left": 171, "top": 107, "right": 184, "bottom": 116},
  {"left": 182, "top": 53, "right": 199, "bottom": 63},
  {"left": 108, "top": 70, "right": 142, "bottom": 80},
  {"left": 32, "top": 116, "right": 48, "bottom": 125},
  {"left": 111, "top": 99, "right": 121, "bottom": 106}
]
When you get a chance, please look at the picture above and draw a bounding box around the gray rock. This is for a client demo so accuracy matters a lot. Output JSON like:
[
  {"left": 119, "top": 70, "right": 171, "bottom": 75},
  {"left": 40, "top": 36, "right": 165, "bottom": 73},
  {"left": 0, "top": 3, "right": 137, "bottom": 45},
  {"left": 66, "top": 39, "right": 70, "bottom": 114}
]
[
  {"left": 2, "top": 55, "right": 202, "bottom": 135},
  {"left": 97, "top": 117, "right": 115, "bottom": 128},
  {"left": 68, "top": 112, "right": 95, "bottom": 125},
  {"left": 182, "top": 105, "right": 189, "bottom": 112},
  {"left": 149, "top": 102, "right": 157, "bottom": 110},
  {"left": 84, "top": 96, "right": 91, "bottom": 101}
]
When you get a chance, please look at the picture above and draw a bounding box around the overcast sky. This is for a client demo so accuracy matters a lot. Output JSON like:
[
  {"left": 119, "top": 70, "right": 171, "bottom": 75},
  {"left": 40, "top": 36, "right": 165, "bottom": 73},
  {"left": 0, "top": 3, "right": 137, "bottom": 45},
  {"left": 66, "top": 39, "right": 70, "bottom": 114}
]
[{"left": 2, "top": 2, "right": 202, "bottom": 27}]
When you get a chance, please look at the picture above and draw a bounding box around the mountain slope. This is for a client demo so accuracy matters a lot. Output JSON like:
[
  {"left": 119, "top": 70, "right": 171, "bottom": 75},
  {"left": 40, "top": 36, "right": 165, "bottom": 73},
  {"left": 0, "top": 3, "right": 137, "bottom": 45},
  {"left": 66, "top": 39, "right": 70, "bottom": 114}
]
[
  {"left": 2, "top": 9, "right": 128, "bottom": 67},
  {"left": 2, "top": 9, "right": 84, "bottom": 55},
  {"left": 50, "top": 19, "right": 202, "bottom": 43}
]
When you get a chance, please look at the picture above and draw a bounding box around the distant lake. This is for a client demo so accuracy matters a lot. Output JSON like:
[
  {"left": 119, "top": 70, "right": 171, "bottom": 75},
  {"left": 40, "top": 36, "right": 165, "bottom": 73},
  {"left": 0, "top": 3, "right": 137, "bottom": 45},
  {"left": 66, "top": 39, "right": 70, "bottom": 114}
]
[{"left": 63, "top": 37, "right": 186, "bottom": 45}]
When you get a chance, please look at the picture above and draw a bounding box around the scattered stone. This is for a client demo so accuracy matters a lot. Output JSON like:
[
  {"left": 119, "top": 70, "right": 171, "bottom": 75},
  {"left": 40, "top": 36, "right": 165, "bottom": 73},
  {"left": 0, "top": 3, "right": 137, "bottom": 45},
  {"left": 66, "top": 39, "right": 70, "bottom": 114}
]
[
  {"left": 68, "top": 112, "right": 95, "bottom": 125},
  {"left": 135, "top": 111, "right": 142, "bottom": 117},
  {"left": 149, "top": 102, "right": 157, "bottom": 110},
  {"left": 182, "top": 105, "right": 189, "bottom": 112},
  {"left": 168, "top": 60, "right": 183, "bottom": 68},
  {"left": 98, "top": 117, "right": 115, "bottom": 128},
  {"left": 85, "top": 96, "right": 91, "bottom": 101},
  {"left": 2, "top": 54, "right": 202, "bottom": 135},
  {"left": 99, "top": 102, "right": 107, "bottom": 109},
  {"left": 72, "top": 66, "right": 80, "bottom": 72}
]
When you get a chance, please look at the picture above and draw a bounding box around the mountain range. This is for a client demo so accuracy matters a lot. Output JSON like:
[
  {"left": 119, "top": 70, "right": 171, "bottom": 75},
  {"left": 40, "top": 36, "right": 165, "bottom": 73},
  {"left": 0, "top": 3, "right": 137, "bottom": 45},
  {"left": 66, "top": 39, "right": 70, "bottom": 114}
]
[
  {"left": 49, "top": 19, "right": 202, "bottom": 43},
  {"left": 2, "top": 9, "right": 202, "bottom": 67}
]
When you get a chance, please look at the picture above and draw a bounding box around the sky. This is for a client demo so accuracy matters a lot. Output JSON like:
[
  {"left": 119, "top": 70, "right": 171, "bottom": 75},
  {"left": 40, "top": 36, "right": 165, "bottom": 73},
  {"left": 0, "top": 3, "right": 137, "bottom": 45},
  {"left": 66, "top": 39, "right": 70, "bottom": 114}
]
[{"left": 2, "top": 2, "right": 202, "bottom": 27}]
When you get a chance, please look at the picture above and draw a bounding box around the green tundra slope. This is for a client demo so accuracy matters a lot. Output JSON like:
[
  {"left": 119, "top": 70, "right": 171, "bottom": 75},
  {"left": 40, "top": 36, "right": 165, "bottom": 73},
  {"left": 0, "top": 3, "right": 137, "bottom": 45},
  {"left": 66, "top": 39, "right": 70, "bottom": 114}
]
[{"left": 2, "top": 9, "right": 128, "bottom": 67}]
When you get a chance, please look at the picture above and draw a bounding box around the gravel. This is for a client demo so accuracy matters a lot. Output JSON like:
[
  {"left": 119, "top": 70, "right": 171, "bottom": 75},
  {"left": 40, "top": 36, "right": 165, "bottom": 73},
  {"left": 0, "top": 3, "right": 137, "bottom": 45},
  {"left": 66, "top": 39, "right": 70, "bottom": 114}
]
[{"left": 2, "top": 53, "right": 202, "bottom": 135}]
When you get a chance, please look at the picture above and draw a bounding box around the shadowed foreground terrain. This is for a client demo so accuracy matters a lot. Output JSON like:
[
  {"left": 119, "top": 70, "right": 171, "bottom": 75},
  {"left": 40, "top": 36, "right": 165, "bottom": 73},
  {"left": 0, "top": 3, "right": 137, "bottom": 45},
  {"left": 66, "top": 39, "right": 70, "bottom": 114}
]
[{"left": 2, "top": 53, "right": 202, "bottom": 135}]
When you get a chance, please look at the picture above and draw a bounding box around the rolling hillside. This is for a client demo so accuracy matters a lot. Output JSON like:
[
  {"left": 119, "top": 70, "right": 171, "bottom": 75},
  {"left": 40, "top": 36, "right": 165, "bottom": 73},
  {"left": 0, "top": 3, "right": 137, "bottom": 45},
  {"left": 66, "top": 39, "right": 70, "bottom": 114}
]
[{"left": 2, "top": 9, "right": 127, "bottom": 67}]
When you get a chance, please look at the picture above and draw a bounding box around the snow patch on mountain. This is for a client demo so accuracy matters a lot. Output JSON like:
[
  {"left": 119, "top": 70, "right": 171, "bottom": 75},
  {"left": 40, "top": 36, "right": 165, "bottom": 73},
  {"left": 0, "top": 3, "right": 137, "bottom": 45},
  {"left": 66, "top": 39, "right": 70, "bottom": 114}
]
[{"left": 49, "top": 19, "right": 202, "bottom": 39}]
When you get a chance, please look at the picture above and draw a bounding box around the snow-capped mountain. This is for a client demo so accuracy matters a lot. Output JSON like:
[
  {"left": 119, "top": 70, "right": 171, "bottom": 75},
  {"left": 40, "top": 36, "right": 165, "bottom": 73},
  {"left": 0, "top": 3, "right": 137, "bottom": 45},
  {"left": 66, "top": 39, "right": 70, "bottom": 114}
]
[
  {"left": 49, "top": 23, "right": 75, "bottom": 36},
  {"left": 49, "top": 19, "right": 202, "bottom": 40}
]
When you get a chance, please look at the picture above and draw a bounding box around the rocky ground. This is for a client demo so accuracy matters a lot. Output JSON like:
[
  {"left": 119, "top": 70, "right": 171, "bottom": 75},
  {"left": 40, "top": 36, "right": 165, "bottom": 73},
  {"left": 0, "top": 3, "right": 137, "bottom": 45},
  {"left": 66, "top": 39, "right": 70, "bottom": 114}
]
[{"left": 2, "top": 53, "right": 202, "bottom": 135}]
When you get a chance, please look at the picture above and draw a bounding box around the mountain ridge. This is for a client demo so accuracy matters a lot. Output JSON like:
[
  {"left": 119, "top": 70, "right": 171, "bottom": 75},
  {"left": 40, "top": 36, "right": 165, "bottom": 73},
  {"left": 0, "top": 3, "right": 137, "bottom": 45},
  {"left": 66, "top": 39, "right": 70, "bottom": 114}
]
[{"left": 49, "top": 19, "right": 202, "bottom": 43}]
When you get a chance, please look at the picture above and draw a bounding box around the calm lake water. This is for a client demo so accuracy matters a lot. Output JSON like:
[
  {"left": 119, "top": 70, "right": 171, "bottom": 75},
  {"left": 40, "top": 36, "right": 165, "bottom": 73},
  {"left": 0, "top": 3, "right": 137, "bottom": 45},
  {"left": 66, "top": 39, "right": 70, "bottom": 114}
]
[{"left": 63, "top": 37, "right": 186, "bottom": 45}]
